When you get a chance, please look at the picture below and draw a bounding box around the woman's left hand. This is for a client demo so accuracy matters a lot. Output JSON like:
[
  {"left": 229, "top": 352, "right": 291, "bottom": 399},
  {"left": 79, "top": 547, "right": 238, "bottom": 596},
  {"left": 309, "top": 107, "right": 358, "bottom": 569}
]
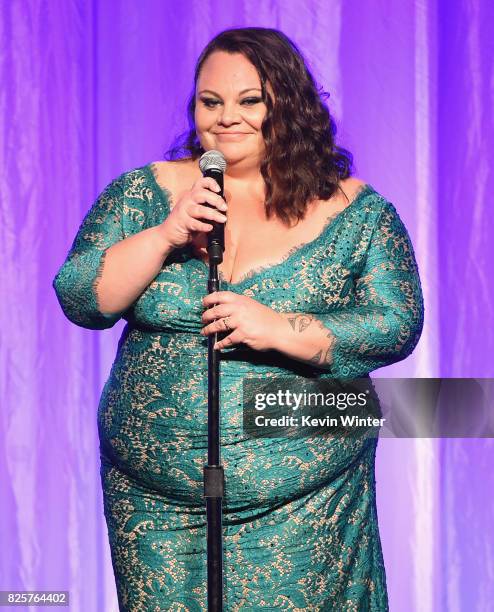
[{"left": 201, "top": 291, "right": 282, "bottom": 351}]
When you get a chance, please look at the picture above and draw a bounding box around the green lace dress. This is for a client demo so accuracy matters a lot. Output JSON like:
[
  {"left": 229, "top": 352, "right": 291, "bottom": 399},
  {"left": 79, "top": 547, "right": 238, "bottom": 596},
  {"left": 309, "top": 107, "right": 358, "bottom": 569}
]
[{"left": 53, "top": 163, "right": 424, "bottom": 611}]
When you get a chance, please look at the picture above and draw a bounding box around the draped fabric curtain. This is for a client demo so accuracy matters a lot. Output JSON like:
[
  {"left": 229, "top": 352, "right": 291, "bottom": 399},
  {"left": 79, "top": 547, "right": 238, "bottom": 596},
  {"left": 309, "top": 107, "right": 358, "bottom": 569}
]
[{"left": 1, "top": 1, "right": 493, "bottom": 610}]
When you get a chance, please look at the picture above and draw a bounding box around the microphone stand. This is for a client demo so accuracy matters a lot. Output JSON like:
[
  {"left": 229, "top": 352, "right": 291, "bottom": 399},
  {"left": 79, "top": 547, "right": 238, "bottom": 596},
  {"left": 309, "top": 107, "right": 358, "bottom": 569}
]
[{"left": 203, "top": 168, "right": 225, "bottom": 611}]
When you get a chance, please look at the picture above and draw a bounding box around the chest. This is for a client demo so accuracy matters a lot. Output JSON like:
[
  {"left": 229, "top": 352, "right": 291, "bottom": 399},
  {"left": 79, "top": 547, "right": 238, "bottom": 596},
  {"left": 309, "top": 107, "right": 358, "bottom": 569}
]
[
  {"left": 190, "top": 196, "right": 350, "bottom": 286},
  {"left": 128, "top": 214, "right": 366, "bottom": 334}
]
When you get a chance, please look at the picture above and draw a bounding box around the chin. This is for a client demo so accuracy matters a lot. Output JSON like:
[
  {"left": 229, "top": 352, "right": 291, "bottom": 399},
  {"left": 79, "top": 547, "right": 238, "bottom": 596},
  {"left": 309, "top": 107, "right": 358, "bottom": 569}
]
[
  {"left": 217, "top": 146, "right": 263, "bottom": 164},
  {"left": 200, "top": 141, "right": 264, "bottom": 167}
]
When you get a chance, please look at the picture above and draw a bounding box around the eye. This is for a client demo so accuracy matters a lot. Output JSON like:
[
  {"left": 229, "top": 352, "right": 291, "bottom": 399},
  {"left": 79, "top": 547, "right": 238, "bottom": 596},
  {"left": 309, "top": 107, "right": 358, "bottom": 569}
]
[
  {"left": 200, "top": 97, "right": 220, "bottom": 108},
  {"left": 199, "top": 96, "right": 263, "bottom": 108},
  {"left": 241, "top": 97, "right": 262, "bottom": 105}
]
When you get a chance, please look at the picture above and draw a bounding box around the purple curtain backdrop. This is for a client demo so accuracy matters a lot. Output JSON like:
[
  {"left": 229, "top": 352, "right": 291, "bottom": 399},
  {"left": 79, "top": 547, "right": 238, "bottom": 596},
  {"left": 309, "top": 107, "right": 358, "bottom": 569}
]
[{"left": 1, "top": 1, "right": 493, "bottom": 610}]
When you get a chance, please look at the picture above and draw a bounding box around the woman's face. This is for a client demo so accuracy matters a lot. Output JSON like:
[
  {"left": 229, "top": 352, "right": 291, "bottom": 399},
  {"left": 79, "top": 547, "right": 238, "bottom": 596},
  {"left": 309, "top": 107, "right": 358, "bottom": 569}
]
[{"left": 195, "top": 51, "right": 268, "bottom": 168}]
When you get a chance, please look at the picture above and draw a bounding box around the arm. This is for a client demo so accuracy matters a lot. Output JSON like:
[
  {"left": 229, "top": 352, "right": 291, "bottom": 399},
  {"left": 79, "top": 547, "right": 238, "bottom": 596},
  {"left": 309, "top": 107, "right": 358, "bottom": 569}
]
[
  {"left": 271, "top": 202, "right": 425, "bottom": 377},
  {"left": 52, "top": 175, "right": 173, "bottom": 329}
]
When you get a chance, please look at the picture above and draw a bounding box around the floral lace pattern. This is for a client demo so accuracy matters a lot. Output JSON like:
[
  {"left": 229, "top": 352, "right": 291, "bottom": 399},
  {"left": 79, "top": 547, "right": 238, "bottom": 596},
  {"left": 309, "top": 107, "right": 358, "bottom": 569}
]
[{"left": 53, "top": 164, "right": 424, "bottom": 611}]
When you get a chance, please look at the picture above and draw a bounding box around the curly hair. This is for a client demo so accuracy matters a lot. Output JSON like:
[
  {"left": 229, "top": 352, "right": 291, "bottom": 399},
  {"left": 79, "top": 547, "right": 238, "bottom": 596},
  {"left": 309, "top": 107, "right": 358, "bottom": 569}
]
[{"left": 165, "top": 27, "right": 354, "bottom": 226}]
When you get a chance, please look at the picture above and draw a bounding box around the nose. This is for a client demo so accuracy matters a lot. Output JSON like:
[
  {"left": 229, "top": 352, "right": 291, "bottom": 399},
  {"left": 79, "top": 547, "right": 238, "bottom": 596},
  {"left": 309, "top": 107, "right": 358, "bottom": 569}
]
[{"left": 218, "top": 102, "right": 241, "bottom": 126}]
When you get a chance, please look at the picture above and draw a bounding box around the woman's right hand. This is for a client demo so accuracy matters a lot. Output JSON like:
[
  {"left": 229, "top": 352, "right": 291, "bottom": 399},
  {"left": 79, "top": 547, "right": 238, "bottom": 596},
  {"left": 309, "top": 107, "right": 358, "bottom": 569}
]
[{"left": 160, "top": 176, "right": 228, "bottom": 249}]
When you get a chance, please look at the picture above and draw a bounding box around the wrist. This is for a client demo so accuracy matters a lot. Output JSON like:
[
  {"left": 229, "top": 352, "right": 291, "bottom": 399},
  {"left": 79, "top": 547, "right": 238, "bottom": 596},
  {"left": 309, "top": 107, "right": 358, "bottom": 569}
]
[
  {"left": 268, "top": 311, "right": 289, "bottom": 352},
  {"left": 151, "top": 223, "right": 174, "bottom": 258}
]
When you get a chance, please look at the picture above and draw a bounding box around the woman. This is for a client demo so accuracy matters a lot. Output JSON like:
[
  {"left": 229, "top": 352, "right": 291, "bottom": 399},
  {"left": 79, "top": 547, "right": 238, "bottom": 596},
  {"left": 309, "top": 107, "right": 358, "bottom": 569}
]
[{"left": 53, "top": 27, "right": 424, "bottom": 611}]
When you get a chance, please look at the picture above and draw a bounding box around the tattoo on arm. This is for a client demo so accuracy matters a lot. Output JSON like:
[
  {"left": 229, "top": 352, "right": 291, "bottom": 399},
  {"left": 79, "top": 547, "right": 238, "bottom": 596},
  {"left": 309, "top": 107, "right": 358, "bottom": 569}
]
[
  {"left": 323, "top": 347, "right": 333, "bottom": 365},
  {"left": 309, "top": 346, "right": 334, "bottom": 367},
  {"left": 317, "top": 321, "right": 337, "bottom": 363},
  {"left": 283, "top": 313, "right": 336, "bottom": 369},
  {"left": 287, "top": 314, "right": 315, "bottom": 332},
  {"left": 309, "top": 350, "right": 322, "bottom": 364}
]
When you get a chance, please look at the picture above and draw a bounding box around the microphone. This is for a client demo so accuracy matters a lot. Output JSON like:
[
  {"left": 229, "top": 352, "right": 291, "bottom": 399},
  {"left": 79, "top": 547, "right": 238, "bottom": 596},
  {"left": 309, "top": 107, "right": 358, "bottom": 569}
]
[{"left": 199, "top": 150, "right": 227, "bottom": 264}]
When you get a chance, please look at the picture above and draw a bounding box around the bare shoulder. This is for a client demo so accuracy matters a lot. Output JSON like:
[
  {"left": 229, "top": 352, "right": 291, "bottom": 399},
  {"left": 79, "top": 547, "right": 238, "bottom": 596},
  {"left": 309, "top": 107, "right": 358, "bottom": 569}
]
[
  {"left": 151, "top": 157, "right": 197, "bottom": 183},
  {"left": 333, "top": 176, "right": 367, "bottom": 206},
  {"left": 149, "top": 158, "right": 200, "bottom": 203},
  {"left": 343, "top": 176, "right": 367, "bottom": 187},
  {"left": 339, "top": 176, "right": 367, "bottom": 193}
]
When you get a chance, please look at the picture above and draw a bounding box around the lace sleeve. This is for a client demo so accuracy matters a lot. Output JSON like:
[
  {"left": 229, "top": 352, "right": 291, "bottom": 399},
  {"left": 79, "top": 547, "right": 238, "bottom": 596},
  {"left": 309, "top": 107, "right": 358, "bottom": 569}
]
[
  {"left": 317, "top": 201, "right": 424, "bottom": 377},
  {"left": 52, "top": 176, "right": 126, "bottom": 330}
]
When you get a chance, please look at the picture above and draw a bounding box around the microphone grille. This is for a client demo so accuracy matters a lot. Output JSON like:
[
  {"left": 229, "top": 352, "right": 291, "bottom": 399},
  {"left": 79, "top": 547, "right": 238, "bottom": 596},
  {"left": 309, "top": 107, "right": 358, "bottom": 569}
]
[{"left": 199, "top": 149, "right": 227, "bottom": 173}]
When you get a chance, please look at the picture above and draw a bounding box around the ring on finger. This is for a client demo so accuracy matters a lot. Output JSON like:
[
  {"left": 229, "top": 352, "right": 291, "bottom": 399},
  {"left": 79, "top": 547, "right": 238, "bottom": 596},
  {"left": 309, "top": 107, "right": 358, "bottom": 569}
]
[{"left": 222, "top": 316, "right": 232, "bottom": 331}]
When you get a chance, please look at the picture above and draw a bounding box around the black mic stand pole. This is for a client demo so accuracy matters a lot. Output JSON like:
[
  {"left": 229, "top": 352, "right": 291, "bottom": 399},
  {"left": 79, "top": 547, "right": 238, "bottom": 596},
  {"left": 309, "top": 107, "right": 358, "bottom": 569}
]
[{"left": 203, "top": 168, "right": 225, "bottom": 612}]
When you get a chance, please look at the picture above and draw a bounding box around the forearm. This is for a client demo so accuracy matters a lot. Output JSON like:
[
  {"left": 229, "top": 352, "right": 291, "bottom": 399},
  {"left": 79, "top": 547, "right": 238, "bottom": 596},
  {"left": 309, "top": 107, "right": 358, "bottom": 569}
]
[
  {"left": 270, "top": 313, "right": 336, "bottom": 370},
  {"left": 96, "top": 224, "right": 174, "bottom": 314}
]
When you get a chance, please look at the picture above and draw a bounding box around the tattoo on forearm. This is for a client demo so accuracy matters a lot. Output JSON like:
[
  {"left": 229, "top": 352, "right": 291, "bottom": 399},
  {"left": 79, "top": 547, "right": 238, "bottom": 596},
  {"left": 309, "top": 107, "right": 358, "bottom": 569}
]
[
  {"left": 309, "top": 350, "right": 322, "bottom": 364},
  {"left": 284, "top": 313, "right": 336, "bottom": 369},
  {"left": 287, "top": 314, "right": 314, "bottom": 332},
  {"left": 323, "top": 347, "right": 333, "bottom": 365},
  {"left": 309, "top": 346, "right": 333, "bottom": 367},
  {"left": 309, "top": 319, "right": 336, "bottom": 368}
]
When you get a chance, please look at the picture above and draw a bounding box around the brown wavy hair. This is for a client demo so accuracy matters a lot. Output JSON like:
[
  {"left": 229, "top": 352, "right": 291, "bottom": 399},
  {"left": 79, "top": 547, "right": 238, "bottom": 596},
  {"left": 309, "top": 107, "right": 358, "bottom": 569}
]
[{"left": 165, "top": 27, "right": 354, "bottom": 226}]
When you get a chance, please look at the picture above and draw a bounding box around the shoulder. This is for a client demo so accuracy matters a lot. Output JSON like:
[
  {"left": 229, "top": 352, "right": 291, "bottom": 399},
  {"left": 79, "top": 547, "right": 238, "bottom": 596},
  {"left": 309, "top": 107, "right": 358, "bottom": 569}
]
[
  {"left": 100, "top": 158, "right": 197, "bottom": 206},
  {"left": 340, "top": 176, "right": 395, "bottom": 212},
  {"left": 347, "top": 184, "right": 412, "bottom": 243},
  {"left": 147, "top": 157, "right": 199, "bottom": 191},
  {"left": 336, "top": 176, "right": 376, "bottom": 208},
  {"left": 98, "top": 165, "right": 153, "bottom": 200},
  {"left": 104, "top": 158, "right": 196, "bottom": 190},
  {"left": 338, "top": 176, "right": 368, "bottom": 197},
  {"left": 336, "top": 177, "right": 405, "bottom": 236}
]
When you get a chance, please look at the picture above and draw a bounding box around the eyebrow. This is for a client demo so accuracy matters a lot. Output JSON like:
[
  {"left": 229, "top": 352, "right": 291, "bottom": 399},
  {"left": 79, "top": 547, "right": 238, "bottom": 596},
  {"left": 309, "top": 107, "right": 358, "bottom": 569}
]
[{"left": 197, "top": 88, "right": 262, "bottom": 96}]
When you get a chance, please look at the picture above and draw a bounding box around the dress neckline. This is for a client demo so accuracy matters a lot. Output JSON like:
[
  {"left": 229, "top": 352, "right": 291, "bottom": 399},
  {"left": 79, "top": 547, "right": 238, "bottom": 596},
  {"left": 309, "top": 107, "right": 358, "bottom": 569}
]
[{"left": 143, "top": 162, "right": 374, "bottom": 289}]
